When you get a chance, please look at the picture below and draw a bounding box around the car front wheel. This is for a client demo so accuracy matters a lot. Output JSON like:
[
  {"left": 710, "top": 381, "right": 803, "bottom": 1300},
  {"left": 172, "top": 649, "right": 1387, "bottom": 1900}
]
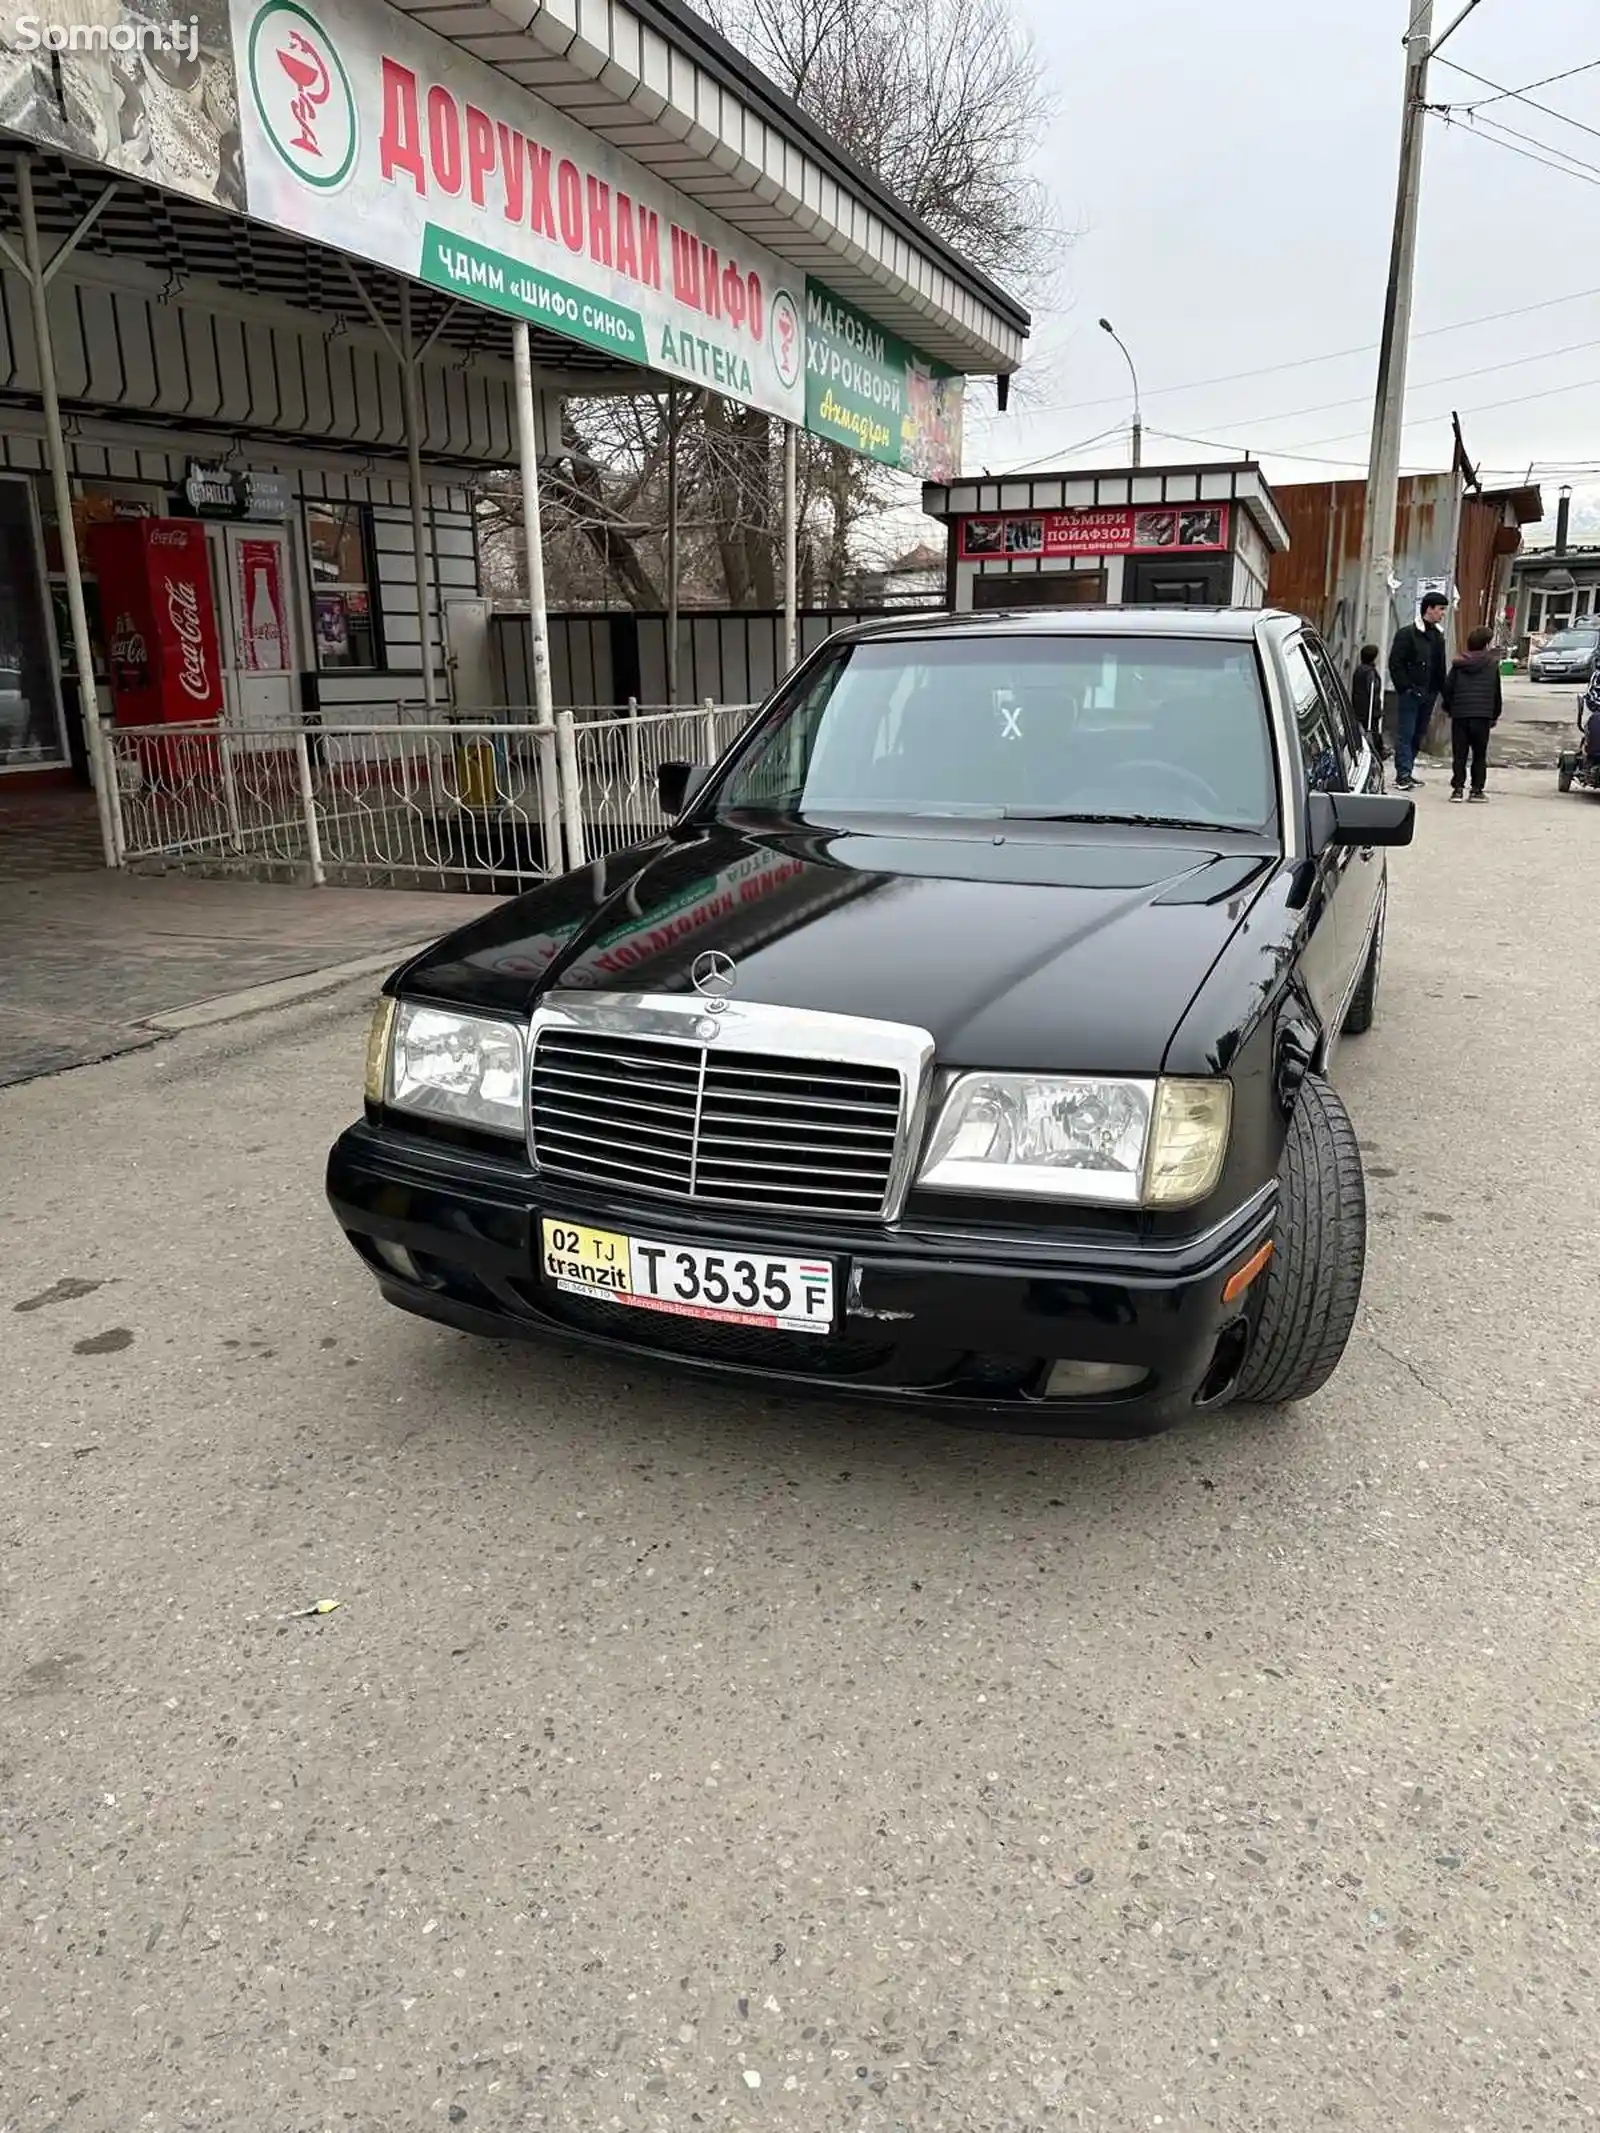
[{"left": 1235, "top": 1075, "right": 1367, "bottom": 1408}]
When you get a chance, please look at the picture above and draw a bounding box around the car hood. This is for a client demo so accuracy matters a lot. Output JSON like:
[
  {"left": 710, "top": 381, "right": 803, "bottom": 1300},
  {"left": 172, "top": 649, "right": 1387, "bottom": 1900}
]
[{"left": 399, "top": 822, "right": 1274, "bottom": 1075}]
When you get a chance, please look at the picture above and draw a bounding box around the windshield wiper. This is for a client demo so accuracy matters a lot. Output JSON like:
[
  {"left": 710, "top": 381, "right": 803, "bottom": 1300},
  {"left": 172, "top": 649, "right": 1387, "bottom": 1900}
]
[{"left": 999, "top": 810, "right": 1255, "bottom": 833}]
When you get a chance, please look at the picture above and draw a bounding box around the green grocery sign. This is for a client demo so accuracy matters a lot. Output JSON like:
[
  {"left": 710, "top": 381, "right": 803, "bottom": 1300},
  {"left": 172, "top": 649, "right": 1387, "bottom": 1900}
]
[
  {"left": 421, "top": 226, "right": 647, "bottom": 361},
  {"left": 804, "top": 279, "right": 964, "bottom": 480}
]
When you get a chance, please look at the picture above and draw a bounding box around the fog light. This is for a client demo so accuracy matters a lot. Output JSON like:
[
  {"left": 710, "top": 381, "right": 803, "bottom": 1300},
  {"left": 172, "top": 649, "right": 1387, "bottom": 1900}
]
[
  {"left": 1043, "top": 1359, "right": 1149, "bottom": 1399},
  {"left": 371, "top": 1239, "right": 422, "bottom": 1282}
]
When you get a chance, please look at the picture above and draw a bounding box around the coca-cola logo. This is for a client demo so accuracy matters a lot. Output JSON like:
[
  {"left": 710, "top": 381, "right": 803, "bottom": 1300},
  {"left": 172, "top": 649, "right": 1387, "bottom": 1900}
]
[
  {"left": 166, "top": 576, "right": 212, "bottom": 701},
  {"left": 111, "top": 611, "right": 148, "bottom": 667}
]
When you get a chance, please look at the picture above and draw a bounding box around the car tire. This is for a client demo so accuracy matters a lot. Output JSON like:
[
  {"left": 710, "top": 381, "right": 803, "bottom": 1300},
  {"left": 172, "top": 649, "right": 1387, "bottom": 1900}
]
[
  {"left": 1559, "top": 753, "right": 1576, "bottom": 793},
  {"left": 1234, "top": 1076, "right": 1367, "bottom": 1408},
  {"left": 1340, "top": 887, "right": 1384, "bottom": 1036}
]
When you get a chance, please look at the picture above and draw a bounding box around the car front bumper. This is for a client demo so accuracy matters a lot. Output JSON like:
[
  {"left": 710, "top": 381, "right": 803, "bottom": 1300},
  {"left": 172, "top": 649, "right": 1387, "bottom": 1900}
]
[{"left": 326, "top": 1123, "right": 1277, "bottom": 1435}]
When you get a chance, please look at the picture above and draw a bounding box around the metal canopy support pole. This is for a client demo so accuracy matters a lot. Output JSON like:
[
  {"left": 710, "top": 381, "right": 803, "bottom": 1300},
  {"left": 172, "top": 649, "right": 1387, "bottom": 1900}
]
[
  {"left": 513, "top": 322, "right": 583, "bottom": 869},
  {"left": 781, "top": 420, "right": 798, "bottom": 673},
  {"left": 397, "top": 282, "right": 439, "bottom": 712},
  {"left": 13, "top": 156, "right": 118, "bottom": 867},
  {"left": 665, "top": 388, "right": 680, "bottom": 705}
]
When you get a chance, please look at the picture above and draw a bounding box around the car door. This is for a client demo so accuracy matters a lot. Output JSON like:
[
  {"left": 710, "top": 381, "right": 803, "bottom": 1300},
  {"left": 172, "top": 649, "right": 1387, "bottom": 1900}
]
[
  {"left": 1281, "top": 634, "right": 1358, "bottom": 1037},
  {"left": 1301, "top": 630, "right": 1383, "bottom": 995}
]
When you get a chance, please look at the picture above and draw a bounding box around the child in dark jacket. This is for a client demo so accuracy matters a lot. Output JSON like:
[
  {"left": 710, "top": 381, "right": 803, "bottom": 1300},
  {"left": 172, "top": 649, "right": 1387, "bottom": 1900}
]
[
  {"left": 1442, "top": 626, "right": 1502, "bottom": 802},
  {"left": 1351, "top": 644, "right": 1385, "bottom": 758}
]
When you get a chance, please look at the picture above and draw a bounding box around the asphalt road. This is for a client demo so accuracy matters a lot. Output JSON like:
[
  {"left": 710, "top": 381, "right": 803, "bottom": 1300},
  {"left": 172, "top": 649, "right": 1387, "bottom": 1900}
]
[{"left": 5, "top": 767, "right": 1599, "bottom": 2133}]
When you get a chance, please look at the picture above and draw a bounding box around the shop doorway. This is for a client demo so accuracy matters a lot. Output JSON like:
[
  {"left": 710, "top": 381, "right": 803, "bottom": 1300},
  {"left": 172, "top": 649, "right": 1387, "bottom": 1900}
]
[
  {"left": 1124, "top": 557, "right": 1231, "bottom": 605},
  {"left": 209, "top": 522, "right": 298, "bottom": 729},
  {"left": 0, "top": 474, "right": 67, "bottom": 772}
]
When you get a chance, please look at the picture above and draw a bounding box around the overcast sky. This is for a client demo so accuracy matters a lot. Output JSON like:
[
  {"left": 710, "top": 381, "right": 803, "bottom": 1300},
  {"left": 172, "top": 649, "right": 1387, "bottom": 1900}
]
[{"left": 966, "top": 0, "right": 1600, "bottom": 528}]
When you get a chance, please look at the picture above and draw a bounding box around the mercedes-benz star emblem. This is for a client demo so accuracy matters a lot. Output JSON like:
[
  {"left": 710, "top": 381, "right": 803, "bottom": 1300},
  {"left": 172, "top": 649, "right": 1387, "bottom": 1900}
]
[{"left": 690, "top": 949, "right": 737, "bottom": 1014}]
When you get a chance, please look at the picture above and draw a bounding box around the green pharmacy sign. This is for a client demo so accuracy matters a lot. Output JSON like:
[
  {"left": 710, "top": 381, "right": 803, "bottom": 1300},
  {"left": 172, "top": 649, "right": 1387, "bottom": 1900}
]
[{"left": 803, "top": 280, "right": 964, "bottom": 481}]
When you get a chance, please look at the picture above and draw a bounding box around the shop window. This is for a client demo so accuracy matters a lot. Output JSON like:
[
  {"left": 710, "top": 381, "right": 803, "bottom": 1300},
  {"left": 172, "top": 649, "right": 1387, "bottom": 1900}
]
[
  {"left": 306, "top": 502, "right": 383, "bottom": 670},
  {"left": 0, "top": 477, "right": 64, "bottom": 768}
]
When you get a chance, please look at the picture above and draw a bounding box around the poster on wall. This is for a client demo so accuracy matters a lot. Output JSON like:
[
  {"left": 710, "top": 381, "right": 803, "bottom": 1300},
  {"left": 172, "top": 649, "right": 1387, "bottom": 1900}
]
[
  {"left": 235, "top": 536, "right": 286, "bottom": 669},
  {"left": 0, "top": 0, "right": 245, "bottom": 210},
  {"left": 804, "top": 280, "right": 964, "bottom": 483},
  {"left": 957, "top": 504, "right": 1231, "bottom": 562},
  {"left": 232, "top": 0, "right": 807, "bottom": 422}
]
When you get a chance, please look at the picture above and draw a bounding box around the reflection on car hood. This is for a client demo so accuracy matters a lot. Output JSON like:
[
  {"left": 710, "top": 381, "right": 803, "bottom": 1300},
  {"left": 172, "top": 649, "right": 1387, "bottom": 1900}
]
[{"left": 400, "top": 822, "right": 1274, "bottom": 1075}]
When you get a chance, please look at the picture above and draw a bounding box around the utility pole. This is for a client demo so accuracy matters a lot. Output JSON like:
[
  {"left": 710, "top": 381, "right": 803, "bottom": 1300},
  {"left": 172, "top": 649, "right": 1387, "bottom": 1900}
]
[{"left": 1356, "top": 0, "right": 1435, "bottom": 658}]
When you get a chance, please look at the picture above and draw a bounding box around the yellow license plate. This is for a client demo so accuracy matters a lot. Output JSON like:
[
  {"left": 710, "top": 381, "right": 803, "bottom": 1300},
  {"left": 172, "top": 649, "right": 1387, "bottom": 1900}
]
[
  {"left": 539, "top": 1218, "right": 834, "bottom": 1333},
  {"left": 539, "top": 1220, "right": 633, "bottom": 1294}
]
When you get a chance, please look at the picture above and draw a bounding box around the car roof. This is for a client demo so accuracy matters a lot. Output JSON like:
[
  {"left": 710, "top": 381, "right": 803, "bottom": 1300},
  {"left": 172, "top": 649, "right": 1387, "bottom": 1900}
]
[{"left": 824, "top": 605, "right": 1296, "bottom": 648}]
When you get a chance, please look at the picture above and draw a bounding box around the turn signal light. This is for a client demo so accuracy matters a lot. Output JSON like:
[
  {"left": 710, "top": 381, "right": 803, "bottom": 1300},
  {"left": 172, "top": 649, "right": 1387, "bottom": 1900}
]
[{"left": 1222, "top": 1240, "right": 1274, "bottom": 1305}]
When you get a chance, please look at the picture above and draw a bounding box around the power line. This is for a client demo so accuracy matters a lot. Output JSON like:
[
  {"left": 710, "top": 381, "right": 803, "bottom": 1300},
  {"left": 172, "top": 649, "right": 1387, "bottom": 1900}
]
[
  {"left": 1145, "top": 358, "right": 1600, "bottom": 466},
  {"left": 1440, "top": 111, "right": 1600, "bottom": 186},
  {"left": 1181, "top": 332, "right": 1600, "bottom": 435},
  {"left": 1469, "top": 112, "right": 1600, "bottom": 177},
  {"left": 1452, "top": 105, "right": 1600, "bottom": 180},
  {"left": 1434, "top": 54, "right": 1600, "bottom": 145},
  {"left": 985, "top": 421, "right": 1131, "bottom": 476},
  {"left": 1142, "top": 427, "right": 1450, "bottom": 475},
  {"left": 966, "top": 281, "right": 1600, "bottom": 426},
  {"left": 1459, "top": 56, "right": 1600, "bottom": 109},
  {"left": 1270, "top": 368, "right": 1600, "bottom": 458}
]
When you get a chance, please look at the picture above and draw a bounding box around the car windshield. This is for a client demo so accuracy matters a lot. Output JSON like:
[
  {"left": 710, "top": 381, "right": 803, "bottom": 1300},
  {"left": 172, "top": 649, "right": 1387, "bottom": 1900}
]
[
  {"left": 713, "top": 634, "right": 1277, "bottom": 832},
  {"left": 1544, "top": 630, "right": 1598, "bottom": 651}
]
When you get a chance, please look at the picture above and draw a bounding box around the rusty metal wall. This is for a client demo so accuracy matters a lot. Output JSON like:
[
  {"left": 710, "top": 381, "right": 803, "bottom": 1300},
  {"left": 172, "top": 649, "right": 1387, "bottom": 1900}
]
[
  {"left": 1453, "top": 496, "right": 1505, "bottom": 639},
  {"left": 1267, "top": 472, "right": 1461, "bottom": 674}
]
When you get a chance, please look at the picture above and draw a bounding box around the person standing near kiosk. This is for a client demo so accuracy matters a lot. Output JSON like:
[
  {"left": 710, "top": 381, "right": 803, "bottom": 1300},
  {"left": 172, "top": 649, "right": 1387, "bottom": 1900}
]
[{"left": 1388, "top": 593, "right": 1449, "bottom": 791}]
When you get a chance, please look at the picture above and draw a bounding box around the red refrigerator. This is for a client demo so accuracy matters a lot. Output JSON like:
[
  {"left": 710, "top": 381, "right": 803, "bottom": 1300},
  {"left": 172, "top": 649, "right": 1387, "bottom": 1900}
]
[{"left": 89, "top": 518, "right": 226, "bottom": 727}]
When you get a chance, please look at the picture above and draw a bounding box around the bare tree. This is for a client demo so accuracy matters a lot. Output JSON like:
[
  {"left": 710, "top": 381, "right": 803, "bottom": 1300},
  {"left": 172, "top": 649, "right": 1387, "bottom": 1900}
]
[
  {"left": 478, "top": 0, "right": 1056, "bottom": 622},
  {"left": 722, "top": 0, "right": 1058, "bottom": 293}
]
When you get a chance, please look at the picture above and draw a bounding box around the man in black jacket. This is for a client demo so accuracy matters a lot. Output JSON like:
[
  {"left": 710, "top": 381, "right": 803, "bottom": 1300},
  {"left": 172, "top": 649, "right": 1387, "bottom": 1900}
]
[
  {"left": 1388, "top": 593, "right": 1448, "bottom": 790},
  {"left": 1442, "top": 625, "right": 1502, "bottom": 801}
]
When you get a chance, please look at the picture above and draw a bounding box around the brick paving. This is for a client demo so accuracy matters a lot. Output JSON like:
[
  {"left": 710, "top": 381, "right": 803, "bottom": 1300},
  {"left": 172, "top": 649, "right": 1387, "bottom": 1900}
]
[
  {"left": 0, "top": 863, "right": 493, "bottom": 1086},
  {"left": 0, "top": 790, "right": 107, "bottom": 878}
]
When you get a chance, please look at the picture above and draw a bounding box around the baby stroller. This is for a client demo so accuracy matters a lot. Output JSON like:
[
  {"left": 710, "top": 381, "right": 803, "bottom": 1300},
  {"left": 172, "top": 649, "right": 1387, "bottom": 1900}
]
[{"left": 1558, "top": 681, "right": 1600, "bottom": 794}]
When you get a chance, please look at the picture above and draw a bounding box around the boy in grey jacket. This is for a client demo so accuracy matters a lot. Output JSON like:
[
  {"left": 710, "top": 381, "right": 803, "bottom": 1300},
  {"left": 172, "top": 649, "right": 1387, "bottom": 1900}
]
[{"left": 1442, "top": 626, "right": 1502, "bottom": 802}]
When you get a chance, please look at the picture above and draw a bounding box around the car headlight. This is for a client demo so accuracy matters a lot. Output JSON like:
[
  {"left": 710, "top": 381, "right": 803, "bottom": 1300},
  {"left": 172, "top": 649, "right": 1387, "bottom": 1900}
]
[
  {"left": 918, "top": 1073, "right": 1231, "bottom": 1207},
  {"left": 380, "top": 1000, "right": 526, "bottom": 1135}
]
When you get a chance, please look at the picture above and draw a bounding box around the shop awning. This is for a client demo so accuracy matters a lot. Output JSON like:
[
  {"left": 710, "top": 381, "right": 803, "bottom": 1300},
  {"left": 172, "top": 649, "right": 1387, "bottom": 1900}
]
[{"left": 382, "top": 0, "right": 1028, "bottom": 378}]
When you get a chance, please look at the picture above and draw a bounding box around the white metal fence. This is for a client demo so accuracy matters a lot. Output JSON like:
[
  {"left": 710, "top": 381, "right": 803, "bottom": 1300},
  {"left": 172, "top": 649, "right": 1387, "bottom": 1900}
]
[{"left": 105, "top": 700, "right": 758, "bottom": 891}]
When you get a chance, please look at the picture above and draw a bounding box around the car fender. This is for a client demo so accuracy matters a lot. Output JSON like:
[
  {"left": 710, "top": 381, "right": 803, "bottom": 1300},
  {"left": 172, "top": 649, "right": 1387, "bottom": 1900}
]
[{"left": 1162, "top": 869, "right": 1322, "bottom": 1210}]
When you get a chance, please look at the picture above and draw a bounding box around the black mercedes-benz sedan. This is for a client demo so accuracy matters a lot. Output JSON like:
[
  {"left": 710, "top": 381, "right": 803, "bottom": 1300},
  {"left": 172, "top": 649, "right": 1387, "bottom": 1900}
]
[{"left": 327, "top": 607, "right": 1412, "bottom": 1434}]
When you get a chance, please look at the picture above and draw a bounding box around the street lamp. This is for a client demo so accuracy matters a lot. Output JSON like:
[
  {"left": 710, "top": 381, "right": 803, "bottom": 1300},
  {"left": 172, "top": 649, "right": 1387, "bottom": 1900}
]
[{"left": 1099, "top": 317, "right": 1143, "bottom": 469}]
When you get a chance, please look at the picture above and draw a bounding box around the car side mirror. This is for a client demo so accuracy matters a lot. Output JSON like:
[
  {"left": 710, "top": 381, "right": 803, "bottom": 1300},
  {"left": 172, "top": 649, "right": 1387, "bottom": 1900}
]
[
  {"left": 657, "top": 760, "right": 711, "bottom": 818},
  {"left": 1308, "top": 790, "right": 1415, "bottom": 853}
]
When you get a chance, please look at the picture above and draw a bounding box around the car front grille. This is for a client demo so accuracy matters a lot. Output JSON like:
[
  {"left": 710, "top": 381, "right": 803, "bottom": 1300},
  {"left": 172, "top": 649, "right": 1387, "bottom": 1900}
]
[{"left": 529, "top": 1026, "right": 904, "bottom": 1221}]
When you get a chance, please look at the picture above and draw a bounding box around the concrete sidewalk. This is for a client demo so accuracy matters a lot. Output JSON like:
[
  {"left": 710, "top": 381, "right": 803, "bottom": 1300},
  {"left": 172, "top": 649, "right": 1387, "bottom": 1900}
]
[{"left": 0, "top": 872, "right": 493, "bottom": 1086}]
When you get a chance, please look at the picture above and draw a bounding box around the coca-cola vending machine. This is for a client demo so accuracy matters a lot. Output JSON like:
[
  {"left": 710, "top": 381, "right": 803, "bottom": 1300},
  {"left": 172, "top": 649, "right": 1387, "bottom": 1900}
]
[{"left": 89, "top": 519, "right": 225, "bottom": 727}]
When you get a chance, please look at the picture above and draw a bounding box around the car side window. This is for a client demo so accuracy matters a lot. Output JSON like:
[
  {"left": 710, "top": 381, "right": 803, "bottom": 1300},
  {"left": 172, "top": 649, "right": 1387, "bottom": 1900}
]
[
  {"left": 1301, "top": 634, "right": 1365, "bottom": 773},
  {"left": 1285, "top": 641, "right": 1350, "bottom": 795}
]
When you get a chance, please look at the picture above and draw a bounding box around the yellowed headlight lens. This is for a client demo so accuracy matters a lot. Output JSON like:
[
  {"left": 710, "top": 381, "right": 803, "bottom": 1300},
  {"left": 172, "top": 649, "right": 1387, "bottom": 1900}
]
[
  {"left": 1144, "top": 1078, "right": 1232, "bottom": 1206},
  {"left": 363, "top": 996, "right": 396, "bottom": 1104}
]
